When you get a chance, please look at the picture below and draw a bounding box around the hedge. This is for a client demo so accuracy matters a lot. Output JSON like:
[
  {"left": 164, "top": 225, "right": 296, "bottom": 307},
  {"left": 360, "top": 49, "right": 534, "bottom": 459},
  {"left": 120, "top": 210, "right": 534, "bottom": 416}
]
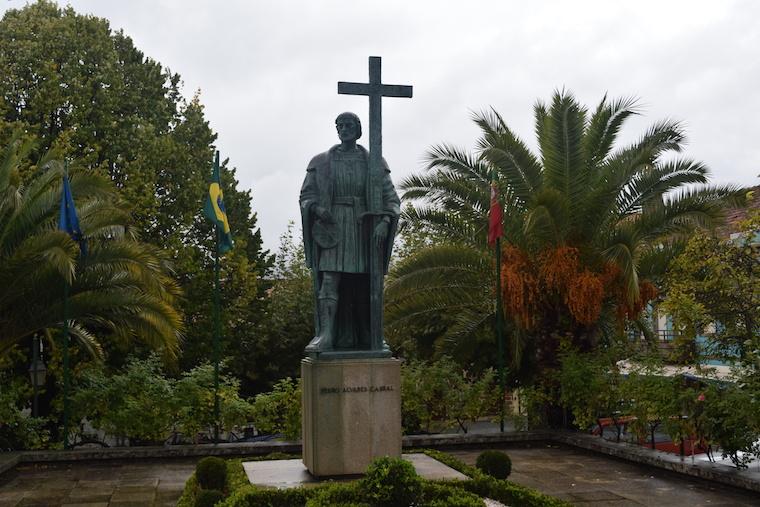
[{"left": 180, "top": 450, "right": 572, "bottom": 507}]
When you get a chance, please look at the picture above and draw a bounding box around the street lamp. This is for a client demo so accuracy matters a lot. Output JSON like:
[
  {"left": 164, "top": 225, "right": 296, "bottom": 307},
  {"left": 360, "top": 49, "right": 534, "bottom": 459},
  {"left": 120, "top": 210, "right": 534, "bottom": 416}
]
[{"left": 28, "top": 335, "right": 46, "bottom": 417}]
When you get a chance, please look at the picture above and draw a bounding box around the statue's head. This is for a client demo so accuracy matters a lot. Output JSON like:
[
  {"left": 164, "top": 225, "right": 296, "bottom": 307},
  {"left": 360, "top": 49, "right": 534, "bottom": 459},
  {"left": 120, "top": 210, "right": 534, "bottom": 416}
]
[{"left": 335, "top": 112, "right": 362, "bottom": 142}]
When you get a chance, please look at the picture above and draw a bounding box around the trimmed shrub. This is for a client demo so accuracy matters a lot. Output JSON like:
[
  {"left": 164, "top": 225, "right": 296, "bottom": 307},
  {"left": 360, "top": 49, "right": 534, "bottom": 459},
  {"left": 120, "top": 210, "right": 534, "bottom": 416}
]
[
  {"left": 360, "top": 456, "right": 421, "bottom": 507},
  {"left": 475, "top": 450, "right": 512, "bottom": 479},
  {"left": 195, "top": 489, "right": 224, "bottom": 507},
  {"left": 196, "top": 457, "right": 227, "bottom": 491},
  {"left": 222, "top": 486, "right": 308, "bottom": 506},
  {"left": 419, "top": 482, "right": 485, "bottom": 506},
  {"left": 304, "top": 482, "right": 366, "bottom": 506}
]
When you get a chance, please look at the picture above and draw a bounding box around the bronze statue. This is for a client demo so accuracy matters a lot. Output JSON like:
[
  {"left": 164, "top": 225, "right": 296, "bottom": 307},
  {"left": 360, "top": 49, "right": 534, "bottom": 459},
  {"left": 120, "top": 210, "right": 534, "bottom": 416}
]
[{"left": 300, "top": 112, "right": 400, "bottom": 356}]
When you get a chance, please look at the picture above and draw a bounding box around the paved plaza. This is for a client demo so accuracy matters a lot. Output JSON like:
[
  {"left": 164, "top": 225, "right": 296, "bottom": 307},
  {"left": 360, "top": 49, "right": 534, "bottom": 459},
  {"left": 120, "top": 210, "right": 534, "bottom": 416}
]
[
  {"left": 1, "top": 444, "right": 758, "bottom": 506},
  {"left": 0, "top": 458, "right": 195, "bottom": 507},
  {"left": 450, "top": 443, "right": 760, "bottom": 506}
]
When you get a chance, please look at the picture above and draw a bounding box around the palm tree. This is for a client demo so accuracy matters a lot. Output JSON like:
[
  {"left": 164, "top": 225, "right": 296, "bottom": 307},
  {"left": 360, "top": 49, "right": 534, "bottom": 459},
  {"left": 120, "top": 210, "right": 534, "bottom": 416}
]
[
  {"left": 386, "top": 91, "right": 744, "bottom": 378},
  {"left": 0, "top": 132, "right": 183, "bottom": 359}
]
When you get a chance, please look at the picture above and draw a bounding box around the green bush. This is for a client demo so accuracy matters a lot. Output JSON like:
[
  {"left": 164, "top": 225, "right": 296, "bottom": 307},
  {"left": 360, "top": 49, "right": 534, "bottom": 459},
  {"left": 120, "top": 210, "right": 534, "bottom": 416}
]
[
  {"left": 195, "top": 489, "right": 224, "bottom": 507},
  {"left": 196, "top": 457, "right": 227, "bottom": 491},
  {"left": 360, "top": 456, "right": 421, "bottom": 507},
  {"left": 71, "top": 356, "right": 175, "bottom": 444},
  {"left": 72, "top": 356, "right": 253, "bottom": 445},
  {"left": 174, "top": 363, "right": 255, "bottom": 440},
  {"left": 475, "top": 450, "right": 512, "bottom": 479},
  {"left": 700, "top": 382, "right": 760, "bottom": 469},
  {"left": 251, "top": 377, "right": 301, "bottom": 440},
  {"left": 401, "top": 358, "right": 499, "bottom": 435}
]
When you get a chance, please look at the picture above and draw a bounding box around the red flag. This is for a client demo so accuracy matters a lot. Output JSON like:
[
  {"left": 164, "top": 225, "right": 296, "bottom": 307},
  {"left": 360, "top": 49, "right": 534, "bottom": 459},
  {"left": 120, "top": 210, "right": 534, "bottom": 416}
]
[{"left": 488, "top": 181, "right": 503, "bottom": 246}]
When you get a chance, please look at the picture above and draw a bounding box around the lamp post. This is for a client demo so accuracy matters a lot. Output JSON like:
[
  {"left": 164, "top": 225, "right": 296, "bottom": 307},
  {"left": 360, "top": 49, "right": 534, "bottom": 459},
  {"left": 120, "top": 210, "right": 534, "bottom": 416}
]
[{"left": 28, "top": 334, "right": 46, "bottom": 417}]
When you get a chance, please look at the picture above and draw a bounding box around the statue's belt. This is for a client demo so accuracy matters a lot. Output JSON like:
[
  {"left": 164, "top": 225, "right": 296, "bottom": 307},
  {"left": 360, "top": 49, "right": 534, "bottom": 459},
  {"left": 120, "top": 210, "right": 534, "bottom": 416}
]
[{"left": 333, "top": 196, "right": 366, "bottom": 207}]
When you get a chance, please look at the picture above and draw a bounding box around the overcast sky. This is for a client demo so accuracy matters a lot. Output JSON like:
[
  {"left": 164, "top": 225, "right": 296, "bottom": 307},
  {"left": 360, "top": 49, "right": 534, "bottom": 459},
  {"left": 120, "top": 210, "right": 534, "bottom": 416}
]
[{"left": 4, "top": 1, "right": 759, "bottom": 251}]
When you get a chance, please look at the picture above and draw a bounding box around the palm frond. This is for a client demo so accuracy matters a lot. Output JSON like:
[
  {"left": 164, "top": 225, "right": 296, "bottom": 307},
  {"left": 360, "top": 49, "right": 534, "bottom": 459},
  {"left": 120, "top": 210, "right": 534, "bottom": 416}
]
[
  {"left": 539, "top": 91, "right": 587, "bottom": 205},
  {"left": 523, "top": 188, "right": 569, "bottom": 248},
  {"left": 635, "top": 184, "right": 746, "bottom": 242},
  {"left": 602, "top": 224, "right": 640, "bottom": 302},
  {"left": 472, "top": 108, "right": 542, "bottom": 202},
  {"left": 400, "top": 204, "right": 484, "bottom": 247},
  {"left": 583, "top": 94, "right": 640, "bottom": 169}
]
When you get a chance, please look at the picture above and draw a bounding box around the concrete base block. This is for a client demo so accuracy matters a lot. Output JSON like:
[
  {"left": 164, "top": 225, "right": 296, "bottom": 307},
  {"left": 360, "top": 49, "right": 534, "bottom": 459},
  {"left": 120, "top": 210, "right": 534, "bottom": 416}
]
[{"left": 301, "top": 357, "right": 402, "bottom": 476}]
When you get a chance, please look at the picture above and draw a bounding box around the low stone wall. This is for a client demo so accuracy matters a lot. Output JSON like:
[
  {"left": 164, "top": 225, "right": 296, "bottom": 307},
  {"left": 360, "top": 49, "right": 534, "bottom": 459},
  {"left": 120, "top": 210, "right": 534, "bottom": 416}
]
[
  {"left": 552, "top": 432, "right": 760, "bottom": 494},
  {"left": 402, "top": 430, "right": 554, "bottom": 448},
  {"left": 15, "top": 440, "right": 300, "bottom": 463}
]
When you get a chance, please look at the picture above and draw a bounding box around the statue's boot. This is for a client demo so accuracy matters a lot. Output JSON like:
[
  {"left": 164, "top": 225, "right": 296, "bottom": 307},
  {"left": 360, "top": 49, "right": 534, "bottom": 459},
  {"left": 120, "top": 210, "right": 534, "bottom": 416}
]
[{"left": 305, "top": 297, "right": 337, "bottom": 353}]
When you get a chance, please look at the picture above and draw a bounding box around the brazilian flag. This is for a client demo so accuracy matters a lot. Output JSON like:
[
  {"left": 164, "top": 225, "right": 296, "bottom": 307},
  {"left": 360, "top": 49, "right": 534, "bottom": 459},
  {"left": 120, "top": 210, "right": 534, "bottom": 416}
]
[{"left": 203, "top": 151, "right": 234, "bottom": 254}]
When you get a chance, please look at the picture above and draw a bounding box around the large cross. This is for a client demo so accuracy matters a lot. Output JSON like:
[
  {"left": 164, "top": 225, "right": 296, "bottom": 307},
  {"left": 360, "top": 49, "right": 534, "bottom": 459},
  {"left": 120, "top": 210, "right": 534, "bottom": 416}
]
[
  {"left": 337, "top": 56, "right": 412, "bottom": 352},
  {"left": 338, "top": 56, "right": 412, "bottom": 212}
]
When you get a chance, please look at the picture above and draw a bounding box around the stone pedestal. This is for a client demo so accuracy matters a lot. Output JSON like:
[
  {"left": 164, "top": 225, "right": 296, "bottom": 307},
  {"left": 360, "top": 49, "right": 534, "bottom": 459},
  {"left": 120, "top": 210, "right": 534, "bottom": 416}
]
[{"left": 301, "top": 357, "right": 401, "bottom": 477}]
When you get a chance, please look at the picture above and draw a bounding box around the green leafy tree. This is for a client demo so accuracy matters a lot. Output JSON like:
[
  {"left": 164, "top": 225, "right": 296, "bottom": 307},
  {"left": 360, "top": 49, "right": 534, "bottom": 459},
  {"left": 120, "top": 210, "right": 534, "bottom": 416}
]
[
  {"left": 230, "top": 223, "right": 312, "bottom": 395},
  {"left": 388, "top": 91, "right": 745, "bottom": 388},
  {"left": 662, "top": 211, "right": 759, "bottom": 364},
  {"left": 557, "top": 345, "right": 622, "bottom": 430},
  {"left": 0, "top": 1, "right": 271, "bottom": 370},
  {"left": 0, "top": 0, "right": 180, "bottom": 206},
  {"left": 0, "top": 133, "right": 182, "bottom": 358}
]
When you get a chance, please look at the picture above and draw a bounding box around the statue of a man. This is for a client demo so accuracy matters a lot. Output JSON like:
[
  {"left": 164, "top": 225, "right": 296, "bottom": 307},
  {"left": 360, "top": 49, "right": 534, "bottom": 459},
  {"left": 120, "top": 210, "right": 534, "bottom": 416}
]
[{"left": 300, "top": 112, "right": 400, "bottom": 354}]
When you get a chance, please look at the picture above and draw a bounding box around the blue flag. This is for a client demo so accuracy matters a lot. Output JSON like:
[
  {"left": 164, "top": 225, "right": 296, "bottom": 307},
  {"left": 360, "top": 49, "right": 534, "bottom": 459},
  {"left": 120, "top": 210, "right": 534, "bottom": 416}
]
[{"left": 59, "top": 172, "right": 86, "bottom": 255}]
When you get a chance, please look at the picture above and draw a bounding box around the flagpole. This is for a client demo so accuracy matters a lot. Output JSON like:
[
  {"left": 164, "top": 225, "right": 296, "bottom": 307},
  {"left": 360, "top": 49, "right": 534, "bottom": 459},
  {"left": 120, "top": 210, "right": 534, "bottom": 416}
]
[
  {"left": 62, "top": 160, "right": 71, "bottom": 449},
  {"left": 63, "top": 278, "right": 71, "bottom": 448},
  {"left": 212, "top": 154, "right": 221, "bottom": 445},
  {"left": 490, "top": 167, "right": 506, "bottom": 433},
  {"left": 495, "top": 235, "right": 505, "bottom": 432}
]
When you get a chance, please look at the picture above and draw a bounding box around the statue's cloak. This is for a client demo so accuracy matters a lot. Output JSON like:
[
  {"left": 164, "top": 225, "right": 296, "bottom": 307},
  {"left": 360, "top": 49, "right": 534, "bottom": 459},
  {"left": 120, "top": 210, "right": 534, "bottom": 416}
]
[{"left": 299, "top": 144, "right": 400, "bottom": 275}]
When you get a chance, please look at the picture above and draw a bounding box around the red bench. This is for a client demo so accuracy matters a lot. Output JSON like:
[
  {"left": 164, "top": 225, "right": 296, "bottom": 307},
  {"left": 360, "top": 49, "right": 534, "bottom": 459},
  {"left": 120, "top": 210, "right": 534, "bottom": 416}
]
[{"left": 594, "top": 415, "right": 636, "bottom": 442}]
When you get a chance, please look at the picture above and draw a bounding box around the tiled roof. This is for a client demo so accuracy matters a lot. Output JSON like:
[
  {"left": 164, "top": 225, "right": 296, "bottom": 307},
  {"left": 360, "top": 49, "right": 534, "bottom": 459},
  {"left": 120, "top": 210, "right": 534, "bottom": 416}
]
[{"left": 716, "top": 185, "right": 760, "bottom": 238}]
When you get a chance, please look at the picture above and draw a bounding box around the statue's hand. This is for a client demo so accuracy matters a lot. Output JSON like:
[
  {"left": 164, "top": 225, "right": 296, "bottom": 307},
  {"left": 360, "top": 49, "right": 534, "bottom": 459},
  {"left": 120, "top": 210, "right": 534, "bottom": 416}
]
[
  {"left": 315, "top": 206, "right": 333, "bottom": 222},
  {"left": 374, "top": 220, "right": 389, "bottom": 248}
]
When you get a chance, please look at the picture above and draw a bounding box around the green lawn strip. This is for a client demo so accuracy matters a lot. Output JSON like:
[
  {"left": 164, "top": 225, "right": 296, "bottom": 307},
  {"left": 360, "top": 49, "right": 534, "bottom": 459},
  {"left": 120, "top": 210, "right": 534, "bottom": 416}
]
[
  {"left": 412, "top": 449, "right": 572, "bottom": 507},
  {"left": 419, "top": 449, "right": 572, "bottom": 507}
]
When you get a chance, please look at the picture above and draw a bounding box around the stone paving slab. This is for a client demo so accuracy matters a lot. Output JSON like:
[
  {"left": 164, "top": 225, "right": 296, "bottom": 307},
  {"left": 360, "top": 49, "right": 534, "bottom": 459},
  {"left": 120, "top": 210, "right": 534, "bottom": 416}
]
[
  {"left": 0, "top": 453, "right": 21, "bottom": 476},
  {"left": 403, "top": 453, "right": 468, "bottom": 481},
  {"left": 243, "top": 454, "right": 467, "bottom": 489}
]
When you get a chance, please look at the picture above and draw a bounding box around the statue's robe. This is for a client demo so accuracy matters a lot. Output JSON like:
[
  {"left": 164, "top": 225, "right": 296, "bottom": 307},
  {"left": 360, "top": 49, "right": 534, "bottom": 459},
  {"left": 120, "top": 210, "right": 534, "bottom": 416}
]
[{"left": 299, "top": 144, "right": 400, "bottom": 349}]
